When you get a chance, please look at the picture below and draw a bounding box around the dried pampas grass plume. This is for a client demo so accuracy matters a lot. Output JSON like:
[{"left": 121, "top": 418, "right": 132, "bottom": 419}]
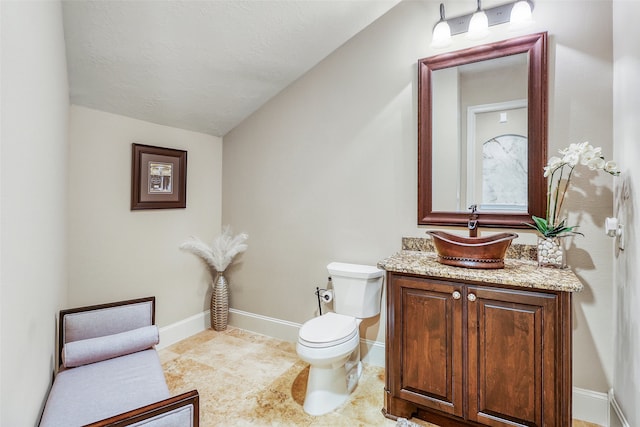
[{"left": 179, "top": 225, "right": 248, "bottom": 273}]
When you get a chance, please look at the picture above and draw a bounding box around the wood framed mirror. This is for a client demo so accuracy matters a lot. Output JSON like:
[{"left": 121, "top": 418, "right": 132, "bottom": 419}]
[{"left": 418, "top": 32, "right": 547, "bottom": 228}]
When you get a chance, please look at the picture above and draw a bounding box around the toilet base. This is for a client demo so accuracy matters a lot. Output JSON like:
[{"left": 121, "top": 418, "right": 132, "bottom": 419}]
[
  {"left": 296, "top": 316, "right": 364, "bottom": 416},
  {"left": 303, "top": 360, "right": 363, "bottom": 416}
]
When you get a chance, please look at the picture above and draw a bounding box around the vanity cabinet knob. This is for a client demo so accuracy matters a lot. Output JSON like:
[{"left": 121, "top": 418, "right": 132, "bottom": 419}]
[
  {"left": 468, "top": 293, "right": 477, "bottom": 302},
  {"left": 452, "top": 291, "right": 461, "bottom": 300}
]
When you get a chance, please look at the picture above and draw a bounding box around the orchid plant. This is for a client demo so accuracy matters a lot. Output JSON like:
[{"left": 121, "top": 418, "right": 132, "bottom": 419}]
[{"left": 528, "top": 141, "right": 620, "bottom": 238}]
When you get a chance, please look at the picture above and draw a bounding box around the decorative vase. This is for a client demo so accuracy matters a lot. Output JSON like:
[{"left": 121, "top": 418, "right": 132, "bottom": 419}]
[
  {"left": 537, "top": 236, "right": 565, "bottom": 268},
  {"left": 210, "top": 272, "right": 229, "bottom": 331}
]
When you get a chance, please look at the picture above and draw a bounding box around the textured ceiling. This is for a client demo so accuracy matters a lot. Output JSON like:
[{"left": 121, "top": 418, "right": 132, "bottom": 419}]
[{"left": 62, "top": 0, "right": 400, "bottom": 137}]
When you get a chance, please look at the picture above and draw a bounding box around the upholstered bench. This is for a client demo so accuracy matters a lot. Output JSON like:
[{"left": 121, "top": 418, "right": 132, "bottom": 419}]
[{"left": 39, "top": 297, "right": 199, "bottom": 427}]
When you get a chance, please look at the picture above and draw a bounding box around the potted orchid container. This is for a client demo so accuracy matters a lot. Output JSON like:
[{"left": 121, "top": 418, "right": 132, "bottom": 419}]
[
  {"left": 528, "top": 141, "right": 619, "bottom": 267},
  {"left": 180, "top": 226, "right": 248, "bottom": 330}
]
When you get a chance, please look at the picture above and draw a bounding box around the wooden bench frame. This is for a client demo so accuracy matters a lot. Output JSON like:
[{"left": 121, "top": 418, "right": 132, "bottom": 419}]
[{"left": 49, "top": 297, "right": 199, "bottom": 427}]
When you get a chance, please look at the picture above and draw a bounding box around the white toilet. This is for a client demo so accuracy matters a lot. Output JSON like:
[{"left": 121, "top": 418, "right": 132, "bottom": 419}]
[{"left": 296, "top": 262, "right": 384, "bottom": 416}]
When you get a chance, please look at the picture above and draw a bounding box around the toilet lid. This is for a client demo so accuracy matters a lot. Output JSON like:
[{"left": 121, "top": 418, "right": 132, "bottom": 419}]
[{"left": 299, "top": 312, "right": 358, "bottom": 348}]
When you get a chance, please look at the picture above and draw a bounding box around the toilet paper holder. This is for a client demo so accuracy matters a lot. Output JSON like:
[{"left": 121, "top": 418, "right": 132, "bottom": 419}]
[
  {"left": 315, "top": 283, "right": 334, "bottom": 315},
  {"left": 320, "top": 289, "right": 333, "bottom": 303}
]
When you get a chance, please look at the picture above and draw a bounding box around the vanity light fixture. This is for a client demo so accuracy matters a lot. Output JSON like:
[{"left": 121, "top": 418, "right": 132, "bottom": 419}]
[{"left": 430, "top": 0, "right": 534, "bottom": 48}]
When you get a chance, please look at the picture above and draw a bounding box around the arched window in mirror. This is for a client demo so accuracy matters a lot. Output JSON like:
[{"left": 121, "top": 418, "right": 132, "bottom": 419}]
[{"left": 480, "top": 133, "right": 528, "bottom": 211}]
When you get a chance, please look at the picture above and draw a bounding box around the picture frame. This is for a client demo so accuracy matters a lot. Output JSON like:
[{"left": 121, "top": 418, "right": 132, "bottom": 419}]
[{"left": 131, "top": 143, "right": 187, "bottom": 210}]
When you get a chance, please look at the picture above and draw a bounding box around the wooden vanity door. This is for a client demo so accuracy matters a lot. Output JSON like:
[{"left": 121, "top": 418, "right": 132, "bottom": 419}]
[
  {"left": 390, "top": 275, "right": 464, "bottom": 418},
  {"left": 466, "top": 285, "right": 558, "bottom": 427}
]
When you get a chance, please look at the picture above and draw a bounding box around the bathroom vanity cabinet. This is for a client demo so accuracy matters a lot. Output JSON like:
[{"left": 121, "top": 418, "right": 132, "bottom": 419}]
[{"left": 379, "top": 246, "right": 582, "bottom": 427}]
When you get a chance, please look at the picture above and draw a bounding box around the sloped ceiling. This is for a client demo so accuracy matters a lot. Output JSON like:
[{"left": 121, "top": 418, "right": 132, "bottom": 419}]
[{"left": 62, "top": 0, "right": 400, "bottom": 137}]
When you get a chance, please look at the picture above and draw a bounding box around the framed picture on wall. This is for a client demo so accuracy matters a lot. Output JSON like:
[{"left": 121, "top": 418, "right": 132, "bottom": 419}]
[{"left": 131, "top": 143, "right": 187, "bottom": 210}]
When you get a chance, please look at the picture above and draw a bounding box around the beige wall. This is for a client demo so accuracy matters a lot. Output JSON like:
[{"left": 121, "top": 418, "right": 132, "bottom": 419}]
[
  {"left": 0, "top": 2, "right": 626, "bottom": 425},
  {"left": 67, "top": 106, "right": 223, "bottom": 326},
  {"left": 223, "top": 0, "right": 423, "bottom": 345},
  {"left": 223, "top": 0, "right": 617, "bottom": 393},
  {"left": 545, "top": 0, "right": 616, "bottom": 393},
  {"left": 613, "top": 0, "right": 640, "bottom": 424},
  {"left": 1, "top": 1, "right": 69, "bottom": 425}
]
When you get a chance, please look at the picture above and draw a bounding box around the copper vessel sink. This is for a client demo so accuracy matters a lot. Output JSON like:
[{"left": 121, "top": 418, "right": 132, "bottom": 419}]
[{"left": 426, "top": 231, "right": 518, "bottom": 269}]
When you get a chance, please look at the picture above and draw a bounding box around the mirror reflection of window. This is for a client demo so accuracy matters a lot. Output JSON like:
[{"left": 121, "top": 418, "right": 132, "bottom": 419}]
[
  {"left": 467, "top": 103, "right": 528, "bottom": 212},
  {"left": 481, "top": 134, "right": 528, "bottom": 212},
  {"left": 431, "top": 53, "right": 528, "bottom": 213},
  {"left": 148, "top": 162, "right": 173, "bottom": 194}
]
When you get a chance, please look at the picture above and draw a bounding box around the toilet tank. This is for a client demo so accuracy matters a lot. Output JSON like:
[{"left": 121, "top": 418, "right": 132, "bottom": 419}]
[{"left": 327, "top": 262, "right": 384, "bottom": 319}]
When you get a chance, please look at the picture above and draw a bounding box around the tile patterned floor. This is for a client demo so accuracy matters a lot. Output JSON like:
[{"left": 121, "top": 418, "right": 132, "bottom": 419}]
[{"left": 159, "top": 327, "right": 602, "bottom": 427}]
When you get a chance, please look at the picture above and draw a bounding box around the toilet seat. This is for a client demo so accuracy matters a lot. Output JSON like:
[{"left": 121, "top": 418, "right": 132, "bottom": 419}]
[{"left": 298, "top": 312, "right": 358, "bottom": 348}]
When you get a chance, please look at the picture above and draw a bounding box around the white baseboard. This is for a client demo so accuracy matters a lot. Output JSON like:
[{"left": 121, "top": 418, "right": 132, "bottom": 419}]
[
  {"left": 608, "top": 389, "right": 630, "bottom": 427},
  {"left": 229, "top": 308, "right": 387, "bottom": 366},
  {"left": 158, "top": 308, "right": 387, "bottom": 366},
  {"left": 360, "top": 337, "right": 385, "bottom": 367},
  {"left": 228, "top": 308, "right": 301, "bottom": 342},
  {"left": 573, "top": 387, "right": 609, "bottom": 426},
  {"left": 158, "top": 309, "right": 614, "bottom": 427},
  {"left": 157, "top": 310, "right": 210, "bottom": 350}
]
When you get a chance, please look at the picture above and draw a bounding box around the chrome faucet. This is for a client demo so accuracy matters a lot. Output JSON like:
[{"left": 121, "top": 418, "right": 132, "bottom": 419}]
[{"left": 468, "top": 204, "right": 479, "bottom": 237}]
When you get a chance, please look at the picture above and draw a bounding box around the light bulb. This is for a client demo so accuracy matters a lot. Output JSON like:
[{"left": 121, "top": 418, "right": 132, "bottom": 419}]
[
  {"left": 431, "top": 3, "right": 452, "bottom": 49},
  {"left": 509, "top": 0, "right": 533, "bottom": 30},
  {"left": 467, "top": 9, "right": 489, "bottom": 39},
  {"left": 431, "top": 20, "right": 452, "bottom": 48}
]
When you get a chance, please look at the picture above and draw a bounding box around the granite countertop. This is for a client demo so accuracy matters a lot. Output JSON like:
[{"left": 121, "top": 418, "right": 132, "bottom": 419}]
[{"left": 378, "top": 238, "right": 583, "bottom": 293}]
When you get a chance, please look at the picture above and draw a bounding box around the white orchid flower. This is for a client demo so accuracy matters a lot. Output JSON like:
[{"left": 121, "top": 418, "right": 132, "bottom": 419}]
[
  {"left": 544, "top": 156, "right": 563, "bottom": 177},
  {"left": 559, "top": 142, "right": 587, "bottom": 156},
  {"left": 562, "top": 152, "right": 580, "bottom": 167},
  {"left": 605, "top": 161, "right": 619, "bottom": 175},
  {"left": 580, "top": 145, "right": 602, "bottom": 165},
  {"left": 587, "top": 157, "right": 605, "bottom": 171},
  {"left": 535, "top": 141, "right": 619, "bottom": 239}
]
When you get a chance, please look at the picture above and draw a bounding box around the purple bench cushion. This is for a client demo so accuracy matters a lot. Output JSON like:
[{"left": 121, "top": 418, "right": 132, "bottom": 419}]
[
  {"left": 63, "top": 300, "right": 154, "bottom": 344},
  {"left": 39, "top": 349, "right": 170, "bottom": 427},
  {"left": 62, "top": 325, "right": 159, "bottom": 368}
]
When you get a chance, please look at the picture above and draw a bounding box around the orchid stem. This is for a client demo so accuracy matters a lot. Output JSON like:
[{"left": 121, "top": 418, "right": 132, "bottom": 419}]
[
  {"left": 547, "top": 166, "right": 561, "bottom": 226},
  {"left": 555, "top": 165, "right": 575, "bottom": 226}
]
